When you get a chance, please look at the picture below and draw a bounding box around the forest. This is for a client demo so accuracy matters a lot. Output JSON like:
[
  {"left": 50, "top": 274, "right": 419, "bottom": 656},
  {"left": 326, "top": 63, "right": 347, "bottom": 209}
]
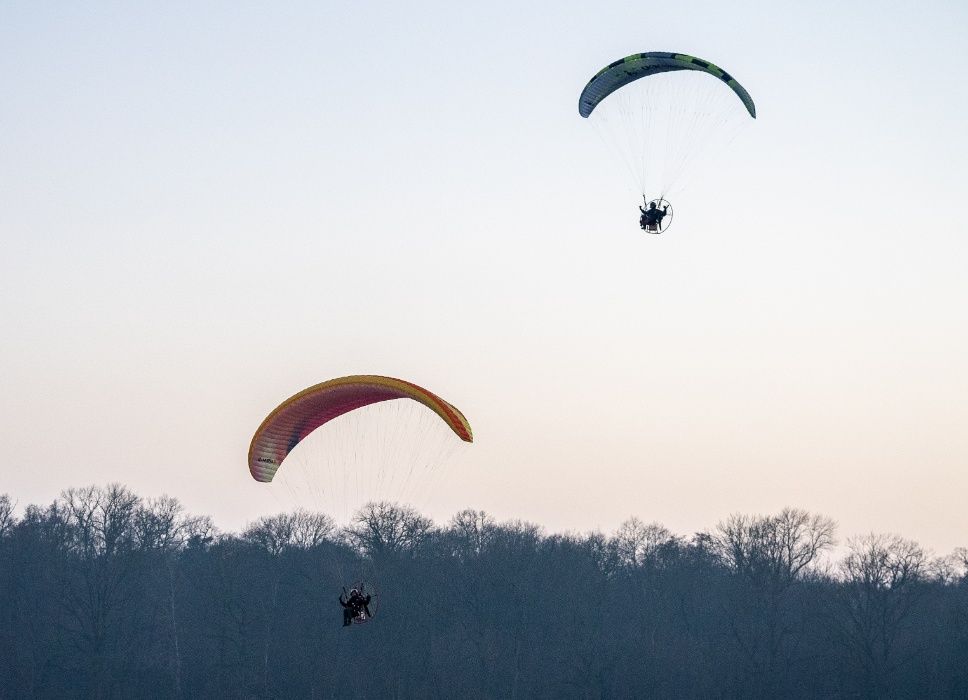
[{"left": 1, "top": 486, "right": 966, "bottom": 699}]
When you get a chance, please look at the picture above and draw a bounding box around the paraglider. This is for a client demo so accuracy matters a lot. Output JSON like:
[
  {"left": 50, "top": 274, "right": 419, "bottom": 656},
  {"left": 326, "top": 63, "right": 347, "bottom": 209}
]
[
  {"left": 249, "top": 375, "right": 472, "bottom": 627},
  {"left": 579, "top": 52, "right": 756, "bottom": 234}
]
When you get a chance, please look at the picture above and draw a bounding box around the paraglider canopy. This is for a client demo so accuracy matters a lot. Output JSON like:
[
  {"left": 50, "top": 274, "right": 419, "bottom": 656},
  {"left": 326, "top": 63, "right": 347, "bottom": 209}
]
[
  {"left": 579, "top": 52, "right": 756, "bottom": 120},
  {"left": 248, "top": 375, "right": 473, "bottom": 483}
]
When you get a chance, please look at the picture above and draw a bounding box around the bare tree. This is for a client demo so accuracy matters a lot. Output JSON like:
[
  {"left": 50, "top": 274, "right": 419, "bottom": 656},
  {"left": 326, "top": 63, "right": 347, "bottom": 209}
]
[
  {"left": 344, "top": 501, "right": 433, "bottom": 556},
  {"left": 713, "top": 508, "right": 837, "bottom": 696},
  {"left": 715, "top": 508, "right": 836, "bottom": 591},
  {"left": 60, "top": 484, "right": 140, "bottom": 558},
  {"left": 837, "top": 533, "right": 929, "bottom": 697},
  {"left": 242, "top": 510, "right": 336, "bottom": 555},
  {"left": 0, "top": 494, "right": 14, "bottom": 539},
  {"left": 130, "top": 495, "right": 215, "bottom": 699},
  {"left": 950, "top": 547, "right": 968, "bottom": 584},
  {"left": 134, "top": 495, "right": 213, "bottom": 552},
  {"left": 928, "top": 550, "right": 967, "bottom": 585},
  {"left": 447, "top": 509, "right": 496, "bottom": 558},
  {"left": 611, "top": 517, "right": 677, "bottom": 569},
  {"left": 54, "top": 485, "right": 146, "bottom": 698},
  {"left": 240, "top": 509, "right": 336, "bottom": 697}
]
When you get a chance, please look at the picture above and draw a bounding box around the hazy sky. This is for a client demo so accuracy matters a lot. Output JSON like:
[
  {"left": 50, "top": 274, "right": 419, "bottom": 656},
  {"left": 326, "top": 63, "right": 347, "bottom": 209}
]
[{"left": 3, "top": 1, "right": 967, "bottom": 553}]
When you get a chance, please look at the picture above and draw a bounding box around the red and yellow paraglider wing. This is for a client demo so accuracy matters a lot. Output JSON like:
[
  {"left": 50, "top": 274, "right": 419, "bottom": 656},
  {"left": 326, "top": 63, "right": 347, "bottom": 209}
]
[{"left": 248, "top": 375, "right": 472, "bottom": 483}]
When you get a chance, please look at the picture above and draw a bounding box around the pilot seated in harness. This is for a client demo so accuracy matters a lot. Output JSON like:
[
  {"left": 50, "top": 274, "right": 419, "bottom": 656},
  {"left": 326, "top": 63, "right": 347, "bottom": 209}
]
[
  {"left": 639, "top": 201, "right": 669, "bottom": 232},
  {"left": 339, "top": 587, "right": 372, "bottom": 626}
]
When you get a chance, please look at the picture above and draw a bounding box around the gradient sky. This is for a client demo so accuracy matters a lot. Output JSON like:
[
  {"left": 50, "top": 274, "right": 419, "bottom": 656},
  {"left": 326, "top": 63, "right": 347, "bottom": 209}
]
[{"left": 2, "top": 1, "right": 967, "bottom": 553}]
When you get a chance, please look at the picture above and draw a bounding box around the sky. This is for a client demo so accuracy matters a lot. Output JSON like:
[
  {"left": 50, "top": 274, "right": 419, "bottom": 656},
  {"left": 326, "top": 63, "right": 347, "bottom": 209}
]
[{"left": 2, "top": 1, "right": 967, "bottom": 553}]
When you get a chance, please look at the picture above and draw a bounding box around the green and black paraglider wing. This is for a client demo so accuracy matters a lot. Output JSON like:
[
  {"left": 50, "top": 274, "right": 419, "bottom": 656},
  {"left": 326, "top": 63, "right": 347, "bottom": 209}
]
[{"left": 578, "top": 52, "right": 756, "bottom": 119}]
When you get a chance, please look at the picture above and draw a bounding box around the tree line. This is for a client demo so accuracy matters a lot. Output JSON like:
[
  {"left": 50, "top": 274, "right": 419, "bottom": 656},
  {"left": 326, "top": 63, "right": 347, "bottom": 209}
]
[{"left": 1, "top": 486, "right": 966, "bottom": 699}]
